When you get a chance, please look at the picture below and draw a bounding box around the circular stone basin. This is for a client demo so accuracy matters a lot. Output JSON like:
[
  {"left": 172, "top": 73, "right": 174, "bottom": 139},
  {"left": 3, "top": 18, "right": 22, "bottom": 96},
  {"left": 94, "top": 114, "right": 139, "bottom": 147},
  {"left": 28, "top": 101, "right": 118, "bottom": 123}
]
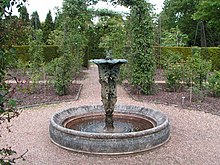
[
  {"left": 49, "top": 105, "right": 170, "bottom": 155},
  {"left": 63, "top": 113, "right": 155, "bottom": 133}
]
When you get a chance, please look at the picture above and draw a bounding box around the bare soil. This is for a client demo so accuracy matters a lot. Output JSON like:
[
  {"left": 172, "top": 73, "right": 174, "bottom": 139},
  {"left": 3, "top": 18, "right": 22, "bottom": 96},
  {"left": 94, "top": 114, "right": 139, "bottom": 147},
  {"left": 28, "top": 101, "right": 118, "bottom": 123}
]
[
  {"left": 123, "top": 69, "right": 220, "bottom": 116},
  {"left": 8, "top": 70, "right": 86, "bottom": 108},
  {"left": 9, "top": 68, "right": 219, "bottom": 116},
  {"left": 12, "top": 83, "right": 82, "bottom": 107}
]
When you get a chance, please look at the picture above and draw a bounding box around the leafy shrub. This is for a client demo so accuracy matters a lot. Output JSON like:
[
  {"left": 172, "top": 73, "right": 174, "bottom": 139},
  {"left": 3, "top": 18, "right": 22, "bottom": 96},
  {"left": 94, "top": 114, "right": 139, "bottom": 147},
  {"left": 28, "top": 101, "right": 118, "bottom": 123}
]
[
  {"left": 207, "top": 71, "right": 220, "bottom": 97},
  {"left": 163, "top": 51, "right": 185, "bottom": 91},
  {"left": 154, "top": 46, "right": 220, "bottom": 70},
  {"left": 28, "top": 30, "right": 44, "bottom": 90},
  {"left": 46, "top": 51, "right": 75, "bottom": 96},
  {"left": 185, "top": 49, "right": 212, "bottom": 89},
  {"left": 161, "top": 27, "right": 189, "bottom": 47}
]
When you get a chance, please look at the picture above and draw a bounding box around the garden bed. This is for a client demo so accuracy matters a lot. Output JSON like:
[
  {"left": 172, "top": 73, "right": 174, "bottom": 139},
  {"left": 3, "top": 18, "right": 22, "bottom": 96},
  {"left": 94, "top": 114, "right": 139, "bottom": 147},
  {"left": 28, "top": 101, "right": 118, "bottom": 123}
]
[
  {"left": 11, "top": 83, "right": 82, "bottom": 108},
  {"left": 7, "top": 70, "right": 86, "bottom": 108},
  {"left": 123, "top": 69, "right": 220, "bottom": 116}
]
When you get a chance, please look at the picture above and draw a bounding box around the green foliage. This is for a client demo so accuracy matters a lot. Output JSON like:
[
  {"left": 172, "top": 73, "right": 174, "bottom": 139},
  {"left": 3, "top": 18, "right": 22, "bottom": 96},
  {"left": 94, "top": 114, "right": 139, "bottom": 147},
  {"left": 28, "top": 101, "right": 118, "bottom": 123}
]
[
  {"left": 46, "top": 56, "right": 69, "bottom": 96},
  {"left": 28, "top": 29, "right": 44, "bottom": 89},
  {"left": 193, "top": 0, "right": 220, "bottom": 45},
  {"left": 12, "top": 45, "right": 29, "bottom": 62},
  {"left": 161, "top": 0, "right": 220, "bottom": 46},
  {"left": 0, "top": 0, "right": 26, "bottom": 17},
  {"left": 46, "top": 50, "right": 76, "bottom": 96},
  {"left": 42, "top": 10, "right": 54, "bottom": 44},
  {"left": 161, "top": 26, "right": 189, "bottom": 46},
  {"left": 0, "top": 0, "right": 27, "bottom": 163},
  {"left": 86, "top": 7, "right": 127, "bottom": 62},
  {"left": 0, "top": 0, "right": 26, "bottom": 128},
  {"left": 47, "top": 30, "right": 63, "bottom": 45},
  {"left": 44, "top": 0, "right": 91, "bottom": 95},
  {"left": 19, "top": 6, "right": 30, "bottom": 23},
  {"left": 98, "top": 15, "right": 126, "bottom": 59},
  {"left": 163, "top": 51, "right": 185, "bottom": 91},
  {"left": 30, "top": 11, "right": 41, "bottom": 29},
  {"left": 207, "top": 70, "right": 220, "bottom": 97},
  {"left": 62, "top": 0, "right": 90, "bottom": 52},
  {"left": 89, "top": 8, "right": 123, "bottom": 17},
  {"left": 154, "top": 46, "right": 220, "bottom": 70},
  {"left": 53, "top": 7, "right": 63, "bottom": 30},
  {"left": 162, "top": 49, "right": 212, "bottom": 93},
  {"left": 12, "top": 45, "right": 59, "bottom": 64},
  {"left": 161, "top": 0, "right": 201, "bottom": 46},
  {"left": 185, "top": 49, "right": 212, "bottom": 89},
  {"left": 0, "top": 16, "right": 31, "bottom": 45},
  {"left": 0, "top": 5, "right": 31, "bottom": 45},
  {"left": 0, "top": 49, "right": 18, "bottom": 114},
  {"left": 205, "top": 47, "right": 220, "bottom": 70},
  {"left": 129, "top": 0, "right": 155, "bottom": 95},
  {"left": 43, "top": 45, "right": 60, "bottom": 62}
]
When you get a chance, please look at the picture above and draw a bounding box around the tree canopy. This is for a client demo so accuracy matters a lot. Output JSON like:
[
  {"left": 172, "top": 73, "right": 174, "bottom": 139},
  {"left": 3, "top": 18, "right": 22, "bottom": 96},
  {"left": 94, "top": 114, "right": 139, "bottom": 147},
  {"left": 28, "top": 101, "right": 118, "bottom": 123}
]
[
  {"left": 42, "top": 10, "right": 54, "bottom": 43},
  {"left": 161, "top": 0, "right": 220, "bottom": 46},
  {"left": 193, "top": 0, "right": 220, "bottom": 46},
  {"left": 30, "top": 11, "right": 41, "bottom": 29}
]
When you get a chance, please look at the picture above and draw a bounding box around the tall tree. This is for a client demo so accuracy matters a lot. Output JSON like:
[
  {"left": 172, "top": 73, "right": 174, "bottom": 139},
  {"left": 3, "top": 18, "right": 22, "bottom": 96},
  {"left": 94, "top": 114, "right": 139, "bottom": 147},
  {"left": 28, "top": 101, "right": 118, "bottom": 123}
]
[
  {"left": 47, "top": 0, "right": 92, "bottom": 95},
  {"left": 1, "top": 15, "right": 30, "bottom": 45},
  {"left": 30, "top": 11, "right": 41, "bottom": 29},
  {"left": 129, "top": 0, "right": 155, "bottom": 94},
  {"left": 161, "top": 0, "right": 201, "bottom": 46},
  {"left": 43, "top": 10, "right": 54, "bottom": 43},
  {"left": 17, "top": 6, "right": 31, "bottom": 44},
  {"left": 19, "top": 6, "right": 29, "bottom": 23},
  {"left": 193, "top": 0, "right": 220, "bottom": 46},
  {"left": 54, "top": 7, "right": 62, "bottom": 30}
]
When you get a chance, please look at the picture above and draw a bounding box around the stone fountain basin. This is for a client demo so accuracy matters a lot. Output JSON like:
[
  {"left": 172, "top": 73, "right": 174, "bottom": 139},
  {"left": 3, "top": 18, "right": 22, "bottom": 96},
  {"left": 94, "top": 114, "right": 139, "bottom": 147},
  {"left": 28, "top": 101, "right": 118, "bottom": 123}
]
[{"left": 49, "top": 105, "right": 170, "bottom": 155}]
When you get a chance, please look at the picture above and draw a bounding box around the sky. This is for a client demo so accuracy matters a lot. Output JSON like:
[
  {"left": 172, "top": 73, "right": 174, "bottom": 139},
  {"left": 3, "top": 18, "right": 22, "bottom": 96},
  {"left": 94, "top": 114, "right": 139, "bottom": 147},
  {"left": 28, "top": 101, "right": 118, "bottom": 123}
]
[{"left": 14, "top": 0, "right": 164, "bottom": 22}]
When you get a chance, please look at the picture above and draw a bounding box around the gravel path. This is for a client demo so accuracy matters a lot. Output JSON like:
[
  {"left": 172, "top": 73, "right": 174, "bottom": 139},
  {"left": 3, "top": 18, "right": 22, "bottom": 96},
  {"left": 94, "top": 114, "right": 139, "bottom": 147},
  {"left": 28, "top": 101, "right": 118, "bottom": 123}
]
[{"left": 1, "top": 65, "right": 220, "bottom": 165}]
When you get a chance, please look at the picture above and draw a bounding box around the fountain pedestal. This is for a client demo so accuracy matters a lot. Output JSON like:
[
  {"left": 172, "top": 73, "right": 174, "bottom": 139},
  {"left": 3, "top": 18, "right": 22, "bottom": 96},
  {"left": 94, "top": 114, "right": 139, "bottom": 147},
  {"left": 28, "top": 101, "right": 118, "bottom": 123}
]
[{"left": 90, "top": 58, "right": 127, "bottom": 131}]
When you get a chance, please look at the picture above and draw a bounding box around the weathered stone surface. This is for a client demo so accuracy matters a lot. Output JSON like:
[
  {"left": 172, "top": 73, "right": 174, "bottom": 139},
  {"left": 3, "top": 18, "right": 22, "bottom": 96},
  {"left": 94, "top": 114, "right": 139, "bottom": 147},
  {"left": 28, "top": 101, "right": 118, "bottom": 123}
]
[
  {"left": 49, "top": 105, "right": 170, "bottom": 155},
  {"left": 90, "top": 58, "right": 127, "bottom": 129}
]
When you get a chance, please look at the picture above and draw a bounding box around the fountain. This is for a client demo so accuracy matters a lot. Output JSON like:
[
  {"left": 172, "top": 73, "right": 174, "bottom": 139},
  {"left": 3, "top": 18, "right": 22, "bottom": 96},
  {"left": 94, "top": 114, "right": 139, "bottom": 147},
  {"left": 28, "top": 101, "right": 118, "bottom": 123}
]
[{"left": 49, "top": 52, "right": 170, "bottom": 155}]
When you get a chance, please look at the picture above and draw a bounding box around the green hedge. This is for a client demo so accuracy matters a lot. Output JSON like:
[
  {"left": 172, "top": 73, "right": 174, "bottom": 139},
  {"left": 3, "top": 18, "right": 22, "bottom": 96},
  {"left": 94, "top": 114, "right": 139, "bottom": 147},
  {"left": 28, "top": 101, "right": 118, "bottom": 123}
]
[
  {"left": 13, "top": 45, "right": 60, "bottom": 63},
  {"left": 13, "top": 45, "right": 106, "bottom": 67},
  {"left": 204, "top": 47, "right": 220, "bottom": 70},
  {"left": 13, "top": 45, "right": 220, "bottom": 70},
  {"left": 154, "top": 46, "right": 220, "bottom": 70},
  {"left": 88, "top": 47, "right": 106, "bottom": 60},
  {"left": 43, "top": 45, "right": 60, "bottom": 62},
  {"left": 13, "top": 45, "right": 30, "bottom": 62}
]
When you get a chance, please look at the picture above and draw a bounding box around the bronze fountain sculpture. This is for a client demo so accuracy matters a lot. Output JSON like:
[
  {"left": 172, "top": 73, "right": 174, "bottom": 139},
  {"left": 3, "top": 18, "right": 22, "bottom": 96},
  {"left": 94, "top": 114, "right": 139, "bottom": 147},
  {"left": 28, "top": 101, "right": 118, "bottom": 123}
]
[
  {"left": 91, "top": 52, "right": 127, "bottom": 131},
  {"left": 49, "top": 51, "right": 170, "bottom": 155}
]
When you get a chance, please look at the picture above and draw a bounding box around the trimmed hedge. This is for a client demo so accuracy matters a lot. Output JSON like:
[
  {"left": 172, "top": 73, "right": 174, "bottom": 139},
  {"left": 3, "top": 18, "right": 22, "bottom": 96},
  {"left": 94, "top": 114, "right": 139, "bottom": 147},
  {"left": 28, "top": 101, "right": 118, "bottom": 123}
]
[
  {"left": 13, "top": 45, "right": 60, "bottom": 63},
  {"left": 13, "top": 45, "right": 30, "bottom": 62},
  {"left": 12, "top": 45, "right": 220, "bottom": 70},
  {"left": 13, "top": 45, "right": 105, "bottom": 67},
  {"left": 204, "top": 47, "right": 220, "bottom": 70},
  {"left": 154, "top": 46, "right": 220, "bottom": 70},
  {"left": 88, "top": 47, "right": 106, "bottom": 60}
]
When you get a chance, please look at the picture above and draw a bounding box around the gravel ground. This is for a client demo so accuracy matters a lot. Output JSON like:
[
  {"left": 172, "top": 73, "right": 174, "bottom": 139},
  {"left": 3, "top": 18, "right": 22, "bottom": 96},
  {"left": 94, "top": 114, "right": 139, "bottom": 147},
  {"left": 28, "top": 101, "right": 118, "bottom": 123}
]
[{"left": 0, "top": 65, "right": 220, "bottom": 165}]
